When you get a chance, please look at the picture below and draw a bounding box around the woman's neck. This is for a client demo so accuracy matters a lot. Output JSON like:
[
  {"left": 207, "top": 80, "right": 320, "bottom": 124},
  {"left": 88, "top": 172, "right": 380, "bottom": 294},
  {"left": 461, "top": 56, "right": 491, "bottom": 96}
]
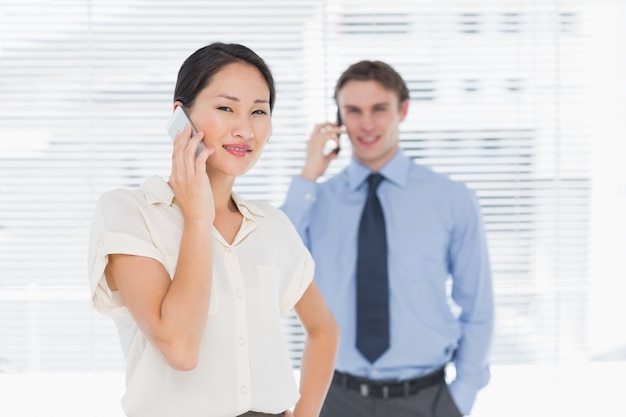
[
  {"left": 209, "top": 174, "right": 236, "bottom": 212},
  {"left": 209, "top": 175, "right": 242, "bottom": 245}
]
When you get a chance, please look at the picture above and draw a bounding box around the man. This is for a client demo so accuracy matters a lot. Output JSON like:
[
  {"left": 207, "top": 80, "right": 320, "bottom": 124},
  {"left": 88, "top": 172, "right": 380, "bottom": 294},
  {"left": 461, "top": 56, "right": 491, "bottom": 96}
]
[{"left": 281, "top": 60, "right": 494, "bottom": 417}]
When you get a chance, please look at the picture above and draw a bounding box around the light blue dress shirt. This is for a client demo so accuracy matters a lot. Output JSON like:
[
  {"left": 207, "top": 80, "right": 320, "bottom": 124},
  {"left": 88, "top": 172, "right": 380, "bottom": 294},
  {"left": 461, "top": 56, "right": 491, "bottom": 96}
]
[{"left": 282, "top": 149, "right": 494, "bottom": 415}]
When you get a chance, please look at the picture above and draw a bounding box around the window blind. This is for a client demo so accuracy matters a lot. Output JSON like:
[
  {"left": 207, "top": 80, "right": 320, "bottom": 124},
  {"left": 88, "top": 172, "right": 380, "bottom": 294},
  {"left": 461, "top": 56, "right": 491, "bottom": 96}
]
[{"left": 0, "top": 0, "right": 601, "bottom": 379}]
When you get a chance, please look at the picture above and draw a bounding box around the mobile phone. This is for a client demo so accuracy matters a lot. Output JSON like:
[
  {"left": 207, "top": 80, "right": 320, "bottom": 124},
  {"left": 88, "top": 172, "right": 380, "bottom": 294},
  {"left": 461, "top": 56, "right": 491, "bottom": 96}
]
[
  {"left": 323, "top": 109, "right": 342, "bottom": 156},
  {"left": 166, "top": 106, "right": 204, "bottom": 156},
  {"left": 333, "top": 109, "right": 342, "bottom": 155}
]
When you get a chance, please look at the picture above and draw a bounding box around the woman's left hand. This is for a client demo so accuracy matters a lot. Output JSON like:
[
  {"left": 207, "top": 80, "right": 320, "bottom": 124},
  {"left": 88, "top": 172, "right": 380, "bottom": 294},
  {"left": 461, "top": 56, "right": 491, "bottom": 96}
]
[{"left": 282, "top": 410, "right": 294, "bottom": 417}]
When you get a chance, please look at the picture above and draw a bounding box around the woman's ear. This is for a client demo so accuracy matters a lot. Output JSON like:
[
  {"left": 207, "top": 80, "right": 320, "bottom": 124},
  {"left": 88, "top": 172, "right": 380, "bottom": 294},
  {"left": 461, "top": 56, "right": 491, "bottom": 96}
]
[{"left": 173, "top": 101, "right": 184, "bottom": 111}]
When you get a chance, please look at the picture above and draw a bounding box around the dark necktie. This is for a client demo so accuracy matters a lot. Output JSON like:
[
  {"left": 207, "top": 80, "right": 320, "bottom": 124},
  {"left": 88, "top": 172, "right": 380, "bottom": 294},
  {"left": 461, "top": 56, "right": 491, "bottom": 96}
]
[{"left": 356, "top": 173, "right": 389, "bottom": 363}]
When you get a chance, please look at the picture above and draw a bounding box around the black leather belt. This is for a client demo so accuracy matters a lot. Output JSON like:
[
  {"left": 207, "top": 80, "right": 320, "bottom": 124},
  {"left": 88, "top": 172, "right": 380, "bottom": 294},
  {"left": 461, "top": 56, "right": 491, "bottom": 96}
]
[{"left": 332, "top": 367, "right": 445, "bottom": 399}]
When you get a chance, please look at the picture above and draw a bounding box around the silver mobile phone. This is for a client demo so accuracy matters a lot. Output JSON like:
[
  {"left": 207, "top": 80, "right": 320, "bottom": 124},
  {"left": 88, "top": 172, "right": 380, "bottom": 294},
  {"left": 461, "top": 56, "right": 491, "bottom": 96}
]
[{"left": 166, "top": 106, "right": 204, "bottom": 156}]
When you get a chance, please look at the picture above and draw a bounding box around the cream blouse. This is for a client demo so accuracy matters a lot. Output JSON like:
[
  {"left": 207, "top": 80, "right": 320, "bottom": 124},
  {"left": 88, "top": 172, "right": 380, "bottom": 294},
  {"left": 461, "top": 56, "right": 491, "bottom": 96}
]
[{"left": 88, "top": 176, "right": 314, "bottom": 417}]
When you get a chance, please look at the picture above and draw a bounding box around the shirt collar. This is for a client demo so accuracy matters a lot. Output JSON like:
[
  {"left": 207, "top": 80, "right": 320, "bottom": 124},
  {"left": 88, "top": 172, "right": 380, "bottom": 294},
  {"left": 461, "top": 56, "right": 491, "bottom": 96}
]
[
  {"left": 139, "top": 176, "right": 266, "bottom": 220},
  {"left": 231, "top": 192, "right": 266, "bottom": 219},
  {"left": 347, "top": 148, "right": 412, "bottom": 191},
  {"left": 141, "top": 176, "right": 175, "bottom": 205}
]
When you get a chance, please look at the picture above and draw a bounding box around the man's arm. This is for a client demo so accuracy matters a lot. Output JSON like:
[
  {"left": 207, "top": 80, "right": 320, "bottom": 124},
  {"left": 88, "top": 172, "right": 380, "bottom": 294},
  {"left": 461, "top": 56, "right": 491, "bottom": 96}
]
[
  {"left": 281, "top": 176, "right": 320, "bottom": 243},
  {"left": 281, "top": 122, "right": 343, "bottom": 238},
  {"left": 447, "top": 187, "right": 495, "bottom": 415}
]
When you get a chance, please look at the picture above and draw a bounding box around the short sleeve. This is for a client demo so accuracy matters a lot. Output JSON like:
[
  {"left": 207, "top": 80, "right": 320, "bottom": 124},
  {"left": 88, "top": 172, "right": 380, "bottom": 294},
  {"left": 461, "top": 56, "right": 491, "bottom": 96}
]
[
  {"left": 267, "top": 206, "right": 315, "bottom": 315},
  {"left": 279, "top": 250, "right": 315, "bottom": 316},
  {"left": 87, "top": 190, "right": 164, "bottom": 317}
]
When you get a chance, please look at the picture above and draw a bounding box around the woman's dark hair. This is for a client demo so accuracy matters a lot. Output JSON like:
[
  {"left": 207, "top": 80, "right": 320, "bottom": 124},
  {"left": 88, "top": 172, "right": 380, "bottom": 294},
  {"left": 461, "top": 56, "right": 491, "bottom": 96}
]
[
  {"left": 174, "top": 42, "right": 276, "bottom": 112},
  {"left": 334, "top": 60, "right": 409, "bottom": 105}
]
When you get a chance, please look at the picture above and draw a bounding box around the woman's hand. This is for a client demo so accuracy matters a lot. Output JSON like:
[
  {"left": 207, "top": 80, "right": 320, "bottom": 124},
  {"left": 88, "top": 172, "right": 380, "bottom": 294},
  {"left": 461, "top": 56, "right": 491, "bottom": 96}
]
[
  {"left": 106, "top": 123, "right": 216, "bottom": 371},
  {"left": 168, "top": 124, "right": 215, "bottom": 222}
]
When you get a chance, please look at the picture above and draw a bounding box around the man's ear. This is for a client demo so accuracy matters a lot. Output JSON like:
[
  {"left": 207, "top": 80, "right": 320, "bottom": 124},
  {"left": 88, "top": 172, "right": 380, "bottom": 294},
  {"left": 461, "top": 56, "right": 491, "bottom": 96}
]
[{"left": 399, "top": 99, "right": 409, "bottom": 122}]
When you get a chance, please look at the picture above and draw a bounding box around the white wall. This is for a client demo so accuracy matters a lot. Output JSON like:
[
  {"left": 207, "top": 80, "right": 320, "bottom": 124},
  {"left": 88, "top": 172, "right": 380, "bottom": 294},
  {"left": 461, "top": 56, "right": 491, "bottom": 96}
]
[{"left": 587, "top": 0, "right": 626, "bottom": 358}]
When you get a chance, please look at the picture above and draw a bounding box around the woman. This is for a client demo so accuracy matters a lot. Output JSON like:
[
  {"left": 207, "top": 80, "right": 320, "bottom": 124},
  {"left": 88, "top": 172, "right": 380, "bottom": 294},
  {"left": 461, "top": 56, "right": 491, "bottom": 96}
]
[{"left": 88, "top": 42, "right": 339, "bottom": 417}]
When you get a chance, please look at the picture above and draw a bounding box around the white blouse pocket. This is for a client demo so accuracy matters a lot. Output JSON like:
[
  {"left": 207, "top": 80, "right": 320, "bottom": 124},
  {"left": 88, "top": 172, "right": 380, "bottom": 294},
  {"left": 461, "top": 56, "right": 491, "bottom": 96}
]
[{"left": 256, "top": 265, "right": 281, "bottom": 319}]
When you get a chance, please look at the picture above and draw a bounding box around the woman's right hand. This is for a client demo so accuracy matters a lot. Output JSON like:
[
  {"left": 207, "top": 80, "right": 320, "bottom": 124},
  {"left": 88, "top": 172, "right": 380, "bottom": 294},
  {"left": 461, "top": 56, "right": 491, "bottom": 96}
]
[
  {"left": 106, "top": 124, "right": 215, "bottom": 372},
  {"left": 168, "top": 124, "right": 215, "bottom": 223}
]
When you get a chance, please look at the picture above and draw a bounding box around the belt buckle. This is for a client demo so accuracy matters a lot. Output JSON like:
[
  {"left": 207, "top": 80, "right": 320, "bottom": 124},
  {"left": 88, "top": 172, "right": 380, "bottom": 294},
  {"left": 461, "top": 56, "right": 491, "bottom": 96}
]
[{"left": 359, "top": 383, "right": 369, "bottom": 397}]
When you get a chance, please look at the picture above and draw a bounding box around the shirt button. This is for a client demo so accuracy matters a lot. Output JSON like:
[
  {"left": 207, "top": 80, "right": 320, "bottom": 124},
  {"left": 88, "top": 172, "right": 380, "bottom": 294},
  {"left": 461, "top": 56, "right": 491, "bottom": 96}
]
[
  {"left": 235, "top": 289, "right": 243, "bottom": 298},
  {"left": 238, "top": 337, "right": 246, "bottom": 346},
  {"left": 304, "top": 193, "right": 315, "bottom": 202},
  {"left": 240, "top": 386, "right": 248, "bottom": 395},
  {"left": 225, "top": 247, "right": 232, "bottom": 252}
]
